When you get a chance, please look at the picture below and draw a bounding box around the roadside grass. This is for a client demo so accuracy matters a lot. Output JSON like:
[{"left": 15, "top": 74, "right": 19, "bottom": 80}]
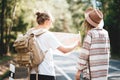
[
  {"left": 0, "top": 56, "right": 12, "bottom": 64},
  {"left": 0, "top": 70, "right": 9, "bottom": 80},
  {"left": 0, "top": 55, "right": 13, "bottom": 80}
]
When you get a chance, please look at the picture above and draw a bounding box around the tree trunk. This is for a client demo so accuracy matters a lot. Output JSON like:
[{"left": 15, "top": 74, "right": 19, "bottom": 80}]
[
  {"left": 6, "top": 0, "right": 17, "bottom": 56},
  {"left": 0, "top": 0, "right": 5, "bottom": 56}
]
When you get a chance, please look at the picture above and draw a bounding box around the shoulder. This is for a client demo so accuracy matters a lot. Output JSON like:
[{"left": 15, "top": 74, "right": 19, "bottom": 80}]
[
  {"left": 26, "top": 28, "right": 35, "bottom": 35},
  {"left": 86, "top": 30, "right": 93, "bottom": 37},
  {"left": 88, "top": 28, "right": 109, "bottom": 37},
  {"left": 102, "top": 29, "right": 109, "bottom": 33},
  {"left": 40, "top": 31, "right": 55, "bottom": 39},
  {"left": 27, "top": 28, "right": 35, "bottom": 32},
  {"left": 102, "top": 29, "right": 109, "bottom": 37},
  {"left": 87, "top": 29, "right": 99, "bottom": 38},
  {"left": 43, "top": 31, "right": 53, "bottom": 36}
]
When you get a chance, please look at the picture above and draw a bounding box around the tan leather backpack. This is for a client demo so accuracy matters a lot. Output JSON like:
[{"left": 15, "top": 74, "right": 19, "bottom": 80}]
[{"left": 13, "top": 29, "right": 47, "bottom": 68}]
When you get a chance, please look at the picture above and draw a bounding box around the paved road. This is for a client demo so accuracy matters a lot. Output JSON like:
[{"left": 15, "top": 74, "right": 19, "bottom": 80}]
[
  {"left": 5, "top": 51, "right": 120, "bottom": 80},
  {"left": 53, "top": 51, "right": 120, "bottom": 80}
]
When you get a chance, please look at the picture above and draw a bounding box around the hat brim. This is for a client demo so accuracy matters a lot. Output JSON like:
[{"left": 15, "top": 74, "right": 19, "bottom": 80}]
[
  {"left": 84, "top": 7, "right": 94, "bottom": 18},
  {"left": 85, "top": 8, "right": 103, "bottom": 27},
  {"left": 85, "top": 14, "right": 99, "bottom": 27}
]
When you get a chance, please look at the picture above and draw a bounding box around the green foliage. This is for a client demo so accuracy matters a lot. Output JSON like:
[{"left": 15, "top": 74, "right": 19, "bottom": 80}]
[
  {"left": 106, "top": 0, "right": 120, "bottom": 58},
  {"left": 99, "top": 0, "right": 120, "bottom": 59},
  {"left": 0, "top": 56, "right": 12, "bottom": 63},
  {"left": 0, "top": 0, "right": 29, "bottom": 55},
  {"left": 12, "top": 15, "right": 28, "bottom": 34},
  {"left": 0, "top": 0, "right": 94, "bottom": 55},
  {"left": 0, "top": 70, "right": 10, "bottom": 80},
  {"left": 66, "top": 0, "right": 92, "bottom": 33}
]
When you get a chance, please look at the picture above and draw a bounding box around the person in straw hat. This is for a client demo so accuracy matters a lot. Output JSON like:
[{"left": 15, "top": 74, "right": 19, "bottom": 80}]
[{"left": 75, "top": 7, "right": 110, "bottom": 80}]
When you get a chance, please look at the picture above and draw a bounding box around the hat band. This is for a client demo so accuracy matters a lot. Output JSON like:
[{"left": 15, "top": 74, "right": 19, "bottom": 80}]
[{"left": 86, "top": 15, "right": 99, "bottom": 27}]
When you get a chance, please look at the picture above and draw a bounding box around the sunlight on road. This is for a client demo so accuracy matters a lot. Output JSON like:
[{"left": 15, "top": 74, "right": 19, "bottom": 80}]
[{"left": 54, "top": 51, "right": 120, "bottom": 80}]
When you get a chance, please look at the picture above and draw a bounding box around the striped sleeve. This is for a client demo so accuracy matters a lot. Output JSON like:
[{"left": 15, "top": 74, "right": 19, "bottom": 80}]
[{"left": 77, "top": 32, "right": 92, "bottom": 70}]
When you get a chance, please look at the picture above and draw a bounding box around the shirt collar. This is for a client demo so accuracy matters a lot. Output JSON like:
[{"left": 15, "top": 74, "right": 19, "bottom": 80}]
[{"left": 93, "top": 20, "right": 104, "bottom": 30}]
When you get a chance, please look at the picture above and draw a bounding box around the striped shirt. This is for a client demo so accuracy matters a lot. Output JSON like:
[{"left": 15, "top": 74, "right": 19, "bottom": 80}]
[{"left": 77, "top": 28, "right": 110, "bottom": 80}]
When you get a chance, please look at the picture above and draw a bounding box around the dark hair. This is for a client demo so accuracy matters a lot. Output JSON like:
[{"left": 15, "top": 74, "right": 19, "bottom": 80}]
[{"left": 36, "top": 12, "right": 50, "bottom": 25}]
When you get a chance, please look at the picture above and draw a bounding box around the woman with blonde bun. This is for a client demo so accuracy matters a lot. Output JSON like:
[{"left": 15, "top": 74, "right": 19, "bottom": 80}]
[{"left": 29, "top": 12, "right": 80, "bottom": 80}]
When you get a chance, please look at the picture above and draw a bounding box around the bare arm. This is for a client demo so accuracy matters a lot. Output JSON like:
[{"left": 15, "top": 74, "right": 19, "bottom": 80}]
[
  {"left": 57, "top": 40, "right": 80, "bottom": 53},
  {"left": 76, "top": 70, "right": 81, "bottom": 80}
]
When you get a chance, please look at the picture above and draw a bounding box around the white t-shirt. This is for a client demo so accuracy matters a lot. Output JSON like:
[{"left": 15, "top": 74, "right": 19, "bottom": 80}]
[{"left": 34, "top": 30, "right": 61, "bottom": 76}]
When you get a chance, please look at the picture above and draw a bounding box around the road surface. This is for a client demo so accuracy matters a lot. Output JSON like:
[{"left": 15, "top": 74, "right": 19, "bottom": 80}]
[
  {"left": 6, "top": 51, "right": 120, "bottom": 80},
  {"left": 54, "top": 51, "right": 120, "bottom": 80}
]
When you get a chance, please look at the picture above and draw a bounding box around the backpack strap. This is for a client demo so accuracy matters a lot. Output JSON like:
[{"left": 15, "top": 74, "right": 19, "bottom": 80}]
[
  {"left": 33, "top": 29, "right": 47, "bottom": 36},
  {"left": 27, "top": 28, "right": 47, "bottom": 37}
]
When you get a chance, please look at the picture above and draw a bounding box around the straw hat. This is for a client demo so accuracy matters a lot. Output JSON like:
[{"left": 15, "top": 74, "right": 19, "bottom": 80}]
[{"left": 85, "top": 7, "right": 103, "bottom": 27}]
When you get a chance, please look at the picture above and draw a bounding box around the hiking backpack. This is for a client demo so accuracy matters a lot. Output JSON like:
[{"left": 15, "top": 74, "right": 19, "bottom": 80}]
[{"left": 13, "top": 28, "right": 47, "bottom": 68}]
